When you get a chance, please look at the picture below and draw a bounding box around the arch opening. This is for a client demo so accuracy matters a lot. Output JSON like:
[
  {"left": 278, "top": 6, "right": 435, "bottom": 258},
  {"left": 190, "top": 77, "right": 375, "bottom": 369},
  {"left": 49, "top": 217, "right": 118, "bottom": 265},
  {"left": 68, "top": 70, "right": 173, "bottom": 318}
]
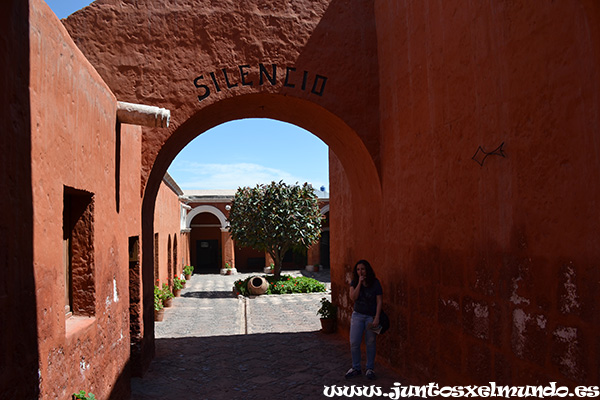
[
  {"left": 150, "top": 93, "right": 381, "bottom": 205},
  {"left": 139, "top": 93, "right": 382, "bottom": 371}
]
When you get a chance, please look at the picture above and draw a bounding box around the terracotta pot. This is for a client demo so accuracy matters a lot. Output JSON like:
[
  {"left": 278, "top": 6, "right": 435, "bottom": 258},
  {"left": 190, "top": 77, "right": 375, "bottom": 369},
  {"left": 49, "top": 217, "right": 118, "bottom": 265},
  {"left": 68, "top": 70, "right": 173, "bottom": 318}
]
[
  {"left": 163, "top": 298, "right": 173, "bottom": 307},
  {"left": 320, "top": 318, "right": 336, "bottom": 334},
  {"left": 154, "top": 309, "right": 164, "bottom": 322},
  {"left": 185, "top": 274, "right": 191, "bottom": 280},
  {"left": 248, "top": 276, "right": 268, "bottom": 295},
  {"left": 174, "top": 289, "right": 181, "bottom": 297}
]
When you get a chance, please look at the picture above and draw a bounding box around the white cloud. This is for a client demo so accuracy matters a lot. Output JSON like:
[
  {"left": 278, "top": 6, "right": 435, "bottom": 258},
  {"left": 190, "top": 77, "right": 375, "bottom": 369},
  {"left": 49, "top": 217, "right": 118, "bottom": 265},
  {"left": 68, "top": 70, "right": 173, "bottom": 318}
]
[{"left": 170, "top": 161, "right": 313, "bottom": 190}]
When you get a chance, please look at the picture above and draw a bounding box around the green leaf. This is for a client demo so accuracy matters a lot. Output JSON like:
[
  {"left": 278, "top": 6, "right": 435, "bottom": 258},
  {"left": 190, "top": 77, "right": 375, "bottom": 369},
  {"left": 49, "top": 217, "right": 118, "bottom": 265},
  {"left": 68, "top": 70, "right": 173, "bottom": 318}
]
[{"left": 228, "top": 181, "right": 322, "bottom": 269}]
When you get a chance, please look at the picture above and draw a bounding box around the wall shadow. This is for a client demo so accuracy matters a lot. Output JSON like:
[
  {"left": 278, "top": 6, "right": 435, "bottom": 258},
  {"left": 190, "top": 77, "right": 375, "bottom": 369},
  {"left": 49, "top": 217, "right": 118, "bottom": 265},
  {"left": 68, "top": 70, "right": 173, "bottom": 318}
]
[
  {"left": 293, "top": 0, "right": 380, "bottom": 169},
  {"left": 182, "top": 291, "right": 235, "bottom": 299},
  {"left": 129, "top": 332, "right": 409, "bottom": 399},
  {"left": 300, "top": 268, "right": 331, "bottom": 284},
  {"left": 0, "top": 1, "right": 38, "bottom": 399}
]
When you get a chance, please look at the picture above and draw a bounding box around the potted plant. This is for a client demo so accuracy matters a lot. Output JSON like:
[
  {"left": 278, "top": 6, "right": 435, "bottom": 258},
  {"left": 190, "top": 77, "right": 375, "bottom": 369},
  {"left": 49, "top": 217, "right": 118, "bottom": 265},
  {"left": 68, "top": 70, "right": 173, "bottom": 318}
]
[
  {"left": 154, "top": 285, "right": 164, "bottom": 321},
  {"left": 225, "top": 262, "right": 233, "bottom": 275},
  {"left": 73, "top": 390, "right": 96, "bottom": 400},
  {"left": 317, "top": 297, "right": 337, "bottom": 334},
  {"left": 183, "top": 265, "right": 194, "bottom": 280},
  {"left": 161, "top": 283, "right": 174, "bottom": 307},
  {"left": 173, "top": 276, "right": 184, "bottom": 296}
]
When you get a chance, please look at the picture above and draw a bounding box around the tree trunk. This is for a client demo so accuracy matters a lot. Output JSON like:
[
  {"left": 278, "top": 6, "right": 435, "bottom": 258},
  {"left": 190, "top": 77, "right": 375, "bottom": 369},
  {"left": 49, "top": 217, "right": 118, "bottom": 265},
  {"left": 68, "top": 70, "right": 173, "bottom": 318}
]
[
  {"left": 274, "top": 253, "right": 283, "bottom": 280},
  {"left": 270, "top": 247, "right": 286, "bottom": 280}
]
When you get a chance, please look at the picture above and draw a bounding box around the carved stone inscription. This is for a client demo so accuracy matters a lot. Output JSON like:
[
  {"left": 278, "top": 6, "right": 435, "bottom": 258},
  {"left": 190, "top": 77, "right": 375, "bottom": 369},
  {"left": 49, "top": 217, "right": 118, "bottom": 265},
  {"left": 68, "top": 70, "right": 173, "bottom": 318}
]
[{"left": 193, "top": 63, "right": 328, "bottom": 102}]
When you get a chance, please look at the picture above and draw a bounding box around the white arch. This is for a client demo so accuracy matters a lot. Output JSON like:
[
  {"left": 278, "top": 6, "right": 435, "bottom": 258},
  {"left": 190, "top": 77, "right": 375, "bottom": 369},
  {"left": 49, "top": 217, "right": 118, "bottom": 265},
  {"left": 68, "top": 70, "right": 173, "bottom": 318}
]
[
  {"left": 185, "top": 205, "right": 228, "bottom": 230},
  {"left": 320, "top": 204, "right": 329, "bottom": 215}
]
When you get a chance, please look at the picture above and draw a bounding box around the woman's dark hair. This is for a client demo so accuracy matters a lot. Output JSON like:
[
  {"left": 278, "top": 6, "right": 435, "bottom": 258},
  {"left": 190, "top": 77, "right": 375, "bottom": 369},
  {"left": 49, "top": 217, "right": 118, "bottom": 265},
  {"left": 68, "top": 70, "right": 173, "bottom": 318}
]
[{"left": 352, "top": 259, "right": 376, "bottom": 286}]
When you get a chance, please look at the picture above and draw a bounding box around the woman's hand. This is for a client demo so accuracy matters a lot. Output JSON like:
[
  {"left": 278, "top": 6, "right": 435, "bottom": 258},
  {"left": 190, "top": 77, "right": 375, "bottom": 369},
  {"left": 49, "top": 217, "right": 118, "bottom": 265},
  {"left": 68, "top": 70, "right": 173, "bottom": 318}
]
[
  {"left": 350, "top": 277, "right": 363, "bottom": 301},
  {"left": 358, "top": 274, "right": 366, "bottom": 286}
]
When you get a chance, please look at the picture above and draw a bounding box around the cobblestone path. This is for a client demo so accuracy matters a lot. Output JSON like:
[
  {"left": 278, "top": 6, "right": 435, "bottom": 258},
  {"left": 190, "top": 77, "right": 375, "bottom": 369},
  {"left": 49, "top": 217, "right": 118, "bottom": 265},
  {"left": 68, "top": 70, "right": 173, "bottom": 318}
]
[{"left": 130, "top": 271, "right": 412, "bottom": 399}]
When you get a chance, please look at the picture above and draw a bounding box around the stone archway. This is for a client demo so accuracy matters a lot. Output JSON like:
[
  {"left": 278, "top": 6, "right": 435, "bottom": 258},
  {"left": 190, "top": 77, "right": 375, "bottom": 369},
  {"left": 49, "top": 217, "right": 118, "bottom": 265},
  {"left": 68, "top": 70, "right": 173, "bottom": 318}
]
[
  {"left": 63, "top": 0, "right": 382, "bottom": 201},
  {"left": 186, "top": 205, "right": 234, "bottom": 273},
  {"left": 137, "top": 94, "right": 382, "bottom": 373},
  {"left": 185, "top": 205, "right": 228, "bottom": 230},
  {"left": 63, "top": 0, "right": 383, "bottom": 374}
]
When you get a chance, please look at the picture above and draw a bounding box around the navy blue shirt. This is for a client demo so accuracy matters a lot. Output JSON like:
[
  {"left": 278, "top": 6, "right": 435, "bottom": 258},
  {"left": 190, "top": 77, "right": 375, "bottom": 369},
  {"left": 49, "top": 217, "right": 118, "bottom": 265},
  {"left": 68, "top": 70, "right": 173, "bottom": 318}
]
[{"left": 351, "top": 278, "right": 383, "bottom": 316}]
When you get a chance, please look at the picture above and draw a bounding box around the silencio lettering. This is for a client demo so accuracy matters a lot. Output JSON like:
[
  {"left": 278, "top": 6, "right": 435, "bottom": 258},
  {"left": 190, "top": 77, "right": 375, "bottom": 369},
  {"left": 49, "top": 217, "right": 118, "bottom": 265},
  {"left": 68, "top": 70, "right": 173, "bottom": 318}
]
[{"left": 193, "top": 63, "right": 328, "bottom": 102}]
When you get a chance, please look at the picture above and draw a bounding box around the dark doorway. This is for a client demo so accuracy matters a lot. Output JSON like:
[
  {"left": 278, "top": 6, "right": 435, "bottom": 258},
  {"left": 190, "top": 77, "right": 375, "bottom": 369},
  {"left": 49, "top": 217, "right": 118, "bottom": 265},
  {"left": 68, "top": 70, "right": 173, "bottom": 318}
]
[
  {"left": 196, "top": 240, "right": 219, "bottom": 273},
  {"left": 128, "top": 236, "right": 142, "bottom": 372}
]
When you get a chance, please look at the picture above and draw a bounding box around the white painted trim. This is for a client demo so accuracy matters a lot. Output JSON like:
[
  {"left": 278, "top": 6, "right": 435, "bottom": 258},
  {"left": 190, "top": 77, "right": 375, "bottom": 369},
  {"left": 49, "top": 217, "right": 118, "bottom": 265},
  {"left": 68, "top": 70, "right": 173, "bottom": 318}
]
[
  {"left": 320, "top": 204, "right": 330, "bottom": 215},
  {"left": 186, "top": 205, "right": 228, "bottom": 230}
]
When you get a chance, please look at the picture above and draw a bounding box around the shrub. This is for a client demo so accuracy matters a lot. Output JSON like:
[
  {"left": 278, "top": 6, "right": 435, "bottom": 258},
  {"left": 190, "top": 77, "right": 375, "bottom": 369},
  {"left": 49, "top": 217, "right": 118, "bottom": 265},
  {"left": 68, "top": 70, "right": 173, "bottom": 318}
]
[{"left": 233, "top": 275, "right": 326, "bottom": 296}]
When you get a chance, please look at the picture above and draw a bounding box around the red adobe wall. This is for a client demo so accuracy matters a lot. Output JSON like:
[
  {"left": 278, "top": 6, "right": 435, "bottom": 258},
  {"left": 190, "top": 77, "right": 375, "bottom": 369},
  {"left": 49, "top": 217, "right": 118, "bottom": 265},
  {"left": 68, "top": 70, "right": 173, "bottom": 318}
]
[
  {"left": 154, "top": 180, "right": 185, "bottom": 285},
  {"left": 367, "top": 0, "right": 600, "bottom": 386},
  {"left": 6, "top": 0, "right": 144, "bottom": 398}
]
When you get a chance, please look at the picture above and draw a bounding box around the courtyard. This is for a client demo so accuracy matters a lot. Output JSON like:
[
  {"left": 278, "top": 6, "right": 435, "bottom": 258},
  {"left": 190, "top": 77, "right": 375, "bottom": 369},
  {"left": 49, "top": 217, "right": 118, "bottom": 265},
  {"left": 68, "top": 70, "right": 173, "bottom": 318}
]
[{"left": 132, "top": 272, "right": 410, "bottom": 399}]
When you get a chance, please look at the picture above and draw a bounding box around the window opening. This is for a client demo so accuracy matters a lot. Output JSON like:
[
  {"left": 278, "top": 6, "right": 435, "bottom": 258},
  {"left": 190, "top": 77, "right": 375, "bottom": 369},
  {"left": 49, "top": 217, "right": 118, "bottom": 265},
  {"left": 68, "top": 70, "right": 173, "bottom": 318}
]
[{"left": 63, "top": 187, "right": 95, "bottom": 317}]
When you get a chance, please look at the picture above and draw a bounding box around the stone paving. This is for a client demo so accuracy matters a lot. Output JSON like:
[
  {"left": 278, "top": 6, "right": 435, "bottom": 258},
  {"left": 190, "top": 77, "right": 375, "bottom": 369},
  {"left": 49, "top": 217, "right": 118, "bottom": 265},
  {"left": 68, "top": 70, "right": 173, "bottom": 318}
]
[{"left": 131, "top": 270, "right": 414, "bottom": 399}]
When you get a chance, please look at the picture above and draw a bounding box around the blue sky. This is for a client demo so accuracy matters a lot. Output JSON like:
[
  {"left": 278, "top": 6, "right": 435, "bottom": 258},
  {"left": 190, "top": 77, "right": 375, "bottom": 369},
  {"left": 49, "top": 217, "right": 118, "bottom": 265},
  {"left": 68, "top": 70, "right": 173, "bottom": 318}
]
[
  {"left": 45, "top": 0, "right": 330, "bottom": 192},
  {"left": 168, "top": 119, "right": 328, "bottom": 191},
  {"left": 44, "top": 0, "right": 93, "bottom": 19}
]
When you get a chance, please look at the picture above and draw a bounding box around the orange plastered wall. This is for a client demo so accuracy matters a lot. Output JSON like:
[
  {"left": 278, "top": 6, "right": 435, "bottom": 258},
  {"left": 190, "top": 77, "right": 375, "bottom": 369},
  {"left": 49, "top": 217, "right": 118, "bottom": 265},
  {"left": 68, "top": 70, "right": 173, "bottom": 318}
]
[{"left": 372, "top": 0, "right": 600, "bottom": 386}]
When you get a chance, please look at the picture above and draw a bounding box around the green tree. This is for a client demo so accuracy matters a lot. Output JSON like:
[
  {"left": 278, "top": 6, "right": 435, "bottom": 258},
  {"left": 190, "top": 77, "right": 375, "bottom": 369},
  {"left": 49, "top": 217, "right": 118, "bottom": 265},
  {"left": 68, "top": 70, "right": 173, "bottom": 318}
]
[{"left": 228, "top": 181, "right": 322, "bottom": 279}]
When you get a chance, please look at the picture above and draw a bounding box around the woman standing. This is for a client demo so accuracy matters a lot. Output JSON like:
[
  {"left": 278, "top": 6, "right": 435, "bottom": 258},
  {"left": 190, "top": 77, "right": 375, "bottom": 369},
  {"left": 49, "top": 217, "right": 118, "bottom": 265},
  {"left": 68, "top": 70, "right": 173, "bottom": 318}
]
[{"left": 345, "top": 259, "right": 383, "bottom": 380}]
